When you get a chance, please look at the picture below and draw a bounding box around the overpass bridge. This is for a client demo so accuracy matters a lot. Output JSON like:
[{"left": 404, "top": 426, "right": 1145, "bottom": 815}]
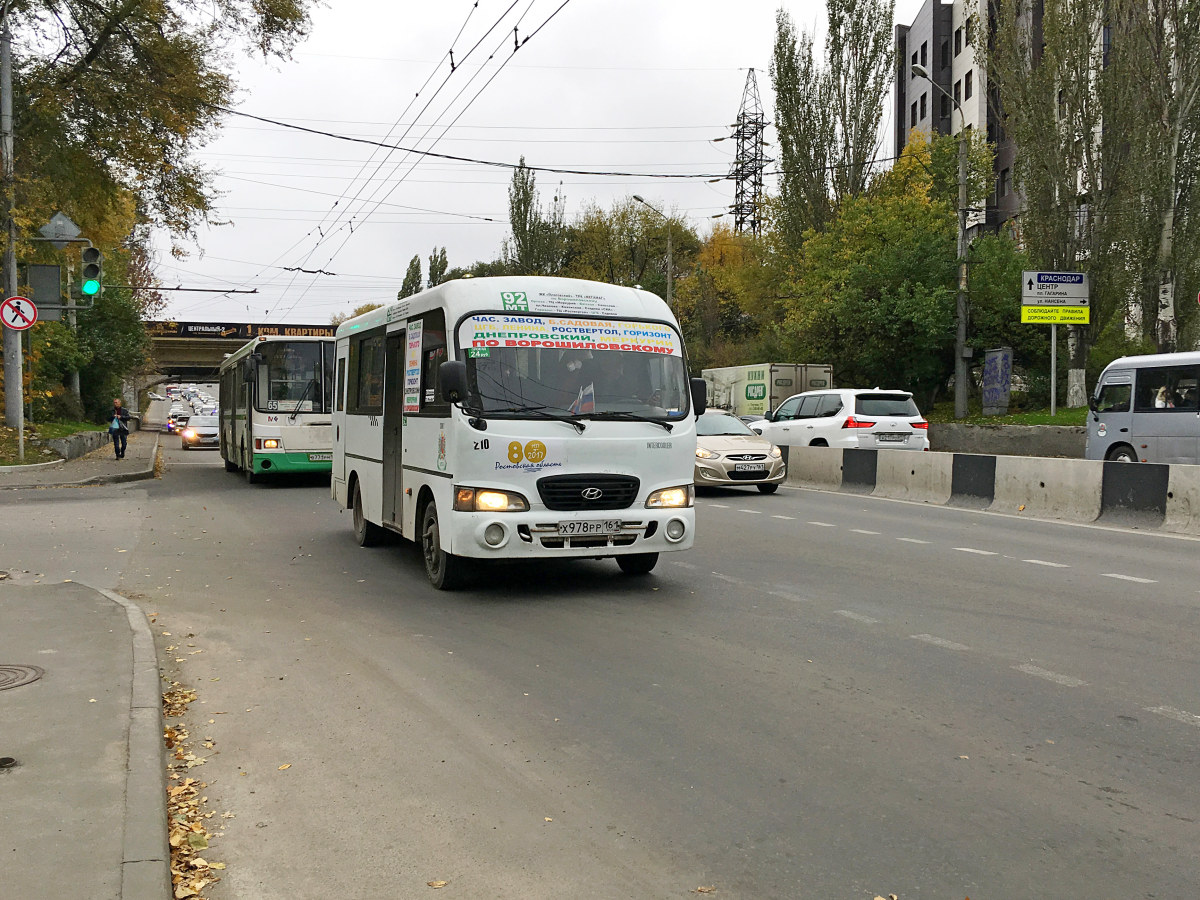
[{"left": 144, "top": 321, "right": 336, "bottom": 383}]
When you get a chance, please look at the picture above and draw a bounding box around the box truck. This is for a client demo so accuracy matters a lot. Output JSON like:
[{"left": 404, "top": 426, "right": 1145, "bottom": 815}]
[{"left": 702, "top": 363, "right": 833, "bottom": 417}]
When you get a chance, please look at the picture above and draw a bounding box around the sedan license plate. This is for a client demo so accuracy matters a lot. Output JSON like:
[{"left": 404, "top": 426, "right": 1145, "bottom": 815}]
[
  {"left": 877, "top": 433, "right": 908, "bottom": 443},
  {"left": 733, "top": 462, "right": 768, "bottom": 472},
  {"left": 557, "top": 520, "right": 621, "bottom": 536}
]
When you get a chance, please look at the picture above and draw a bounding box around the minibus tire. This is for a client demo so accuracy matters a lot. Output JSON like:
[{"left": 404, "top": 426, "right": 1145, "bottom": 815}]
[
  {"left": 421, "top": 500, "right": 469, "bottom": 590},
  {"left": 616, "top": 552, "right": 658, "bottom": 575},
  {"left": 1106, "top": 444, "right": 1137, "bottom": 463},
  {"left": 352, "top": 481, "right": 384, "bottom": 547}
]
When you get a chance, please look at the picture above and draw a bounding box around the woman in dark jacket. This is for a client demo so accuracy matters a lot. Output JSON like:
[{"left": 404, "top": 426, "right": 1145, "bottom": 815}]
[{"left": 108, "top": 398, "right": 130, "bottom": 459}]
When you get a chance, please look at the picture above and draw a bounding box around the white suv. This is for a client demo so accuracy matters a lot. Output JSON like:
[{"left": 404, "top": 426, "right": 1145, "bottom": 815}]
[{"left": 751, "top": 389, "right": 929, "bottom": 451}]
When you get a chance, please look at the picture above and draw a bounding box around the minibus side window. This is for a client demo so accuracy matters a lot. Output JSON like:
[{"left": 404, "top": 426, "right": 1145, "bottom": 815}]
[
  {"left": 335, "top": 357, "right": 346, "bottom": 413},
  {"left": 414, "top": 309, "right": 449, "bottom": 416},
  {"left": 1134, "top": 365, "right": 1200, "bottom": 412},
  {"left": 348, "top": 331, "right": 384, "bottom": 415}
]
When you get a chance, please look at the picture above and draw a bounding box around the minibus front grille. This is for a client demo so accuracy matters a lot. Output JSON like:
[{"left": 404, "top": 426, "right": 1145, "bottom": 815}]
[{"left": 536, "top": 474, "right": 640, "bottom": 511}]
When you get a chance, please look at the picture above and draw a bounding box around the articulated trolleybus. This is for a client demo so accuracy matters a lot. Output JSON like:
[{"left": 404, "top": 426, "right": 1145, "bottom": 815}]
[
  {"left": 219, "top": 335, "right": 336, "bottom": 481},
  {"left": 332, "top": 276, "right": 707, "bottom": 589}
]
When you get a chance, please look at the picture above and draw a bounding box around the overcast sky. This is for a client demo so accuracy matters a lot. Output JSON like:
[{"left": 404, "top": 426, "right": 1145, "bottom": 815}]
[{"left": 151, "top": 0, "right": 925, "bottom": 324}]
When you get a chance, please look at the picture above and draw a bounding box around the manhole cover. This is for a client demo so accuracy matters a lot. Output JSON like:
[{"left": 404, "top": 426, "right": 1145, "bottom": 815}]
[{"left": 0, "top": 665, "right": 44, "bottom": 691}]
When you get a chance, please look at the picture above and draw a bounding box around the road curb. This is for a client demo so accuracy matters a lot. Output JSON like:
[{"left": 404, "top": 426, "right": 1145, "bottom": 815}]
[
  {"left": 0, "top": 433, "right": 161, "bottom": 490},
  {"left": 98, "top": 587, "right": 172, "bottom": 900}
]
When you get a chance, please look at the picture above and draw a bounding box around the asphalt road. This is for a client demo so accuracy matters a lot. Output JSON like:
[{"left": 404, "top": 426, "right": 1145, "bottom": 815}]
[{"left": 7, "top": 441, "right": 1200, "bottom": 899}]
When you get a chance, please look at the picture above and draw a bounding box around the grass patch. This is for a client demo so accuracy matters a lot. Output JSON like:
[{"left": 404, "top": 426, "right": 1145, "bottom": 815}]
[
  {"left": 925, "top": 401, "right": 1089, "bottom": 426},
  {"left": 0, "top": 421, "right": 104, "bottom": 466}
]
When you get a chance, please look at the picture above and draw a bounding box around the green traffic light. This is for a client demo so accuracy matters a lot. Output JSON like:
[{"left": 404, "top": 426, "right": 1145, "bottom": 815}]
[{"left": 82, "top": 278, "right": 100, "bottom": 296}]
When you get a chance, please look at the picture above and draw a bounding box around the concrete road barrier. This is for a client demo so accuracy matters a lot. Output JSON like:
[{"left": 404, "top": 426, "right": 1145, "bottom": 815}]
[
  {"left": 841, "top": 449, "right": 877, "bottom": 494},
  {"left": 1099, "top": 461, "right": 1169, "bottom": 526},
  {"left": 1162, "top": 465, "right": 1200, "bottom": 534},
  {"left": 991, "top": 456, "right": 1102, "bottom": 521},
  {"left": 949, "top": 454, "right": 997, "bottom": 508},
  {"left": 782, "top": 446, "right": 844, "bottom": 489},
  {"left": 873, "top": 450, "right": 952, "bottom": 504}
]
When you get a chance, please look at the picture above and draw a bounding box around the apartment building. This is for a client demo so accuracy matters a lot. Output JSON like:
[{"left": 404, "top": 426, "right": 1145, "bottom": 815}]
[{"left": 894, "top": 0, "right": 1022, "bottom": 231}]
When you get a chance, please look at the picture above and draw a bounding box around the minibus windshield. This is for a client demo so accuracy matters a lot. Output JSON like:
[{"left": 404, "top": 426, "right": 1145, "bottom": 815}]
[{"left": 458, "top": 314, "right": 690, "bottom": 420}]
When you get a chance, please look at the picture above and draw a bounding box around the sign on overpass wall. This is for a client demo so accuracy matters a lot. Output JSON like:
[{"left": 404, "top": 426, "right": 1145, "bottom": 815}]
[{"left": 145, "top": 321, "right": 336, "bottom": 339}]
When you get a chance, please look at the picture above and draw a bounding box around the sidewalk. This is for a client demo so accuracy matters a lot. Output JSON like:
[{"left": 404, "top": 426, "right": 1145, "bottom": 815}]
[
  {"left": 0, "top": 421, "right": 171, "bottom": 898},
  {"left": 0, "top": 582, "right": 169, "bottom": 899},
  {"left": 0, "top": 427, "right": 160, "bottom": 490}
]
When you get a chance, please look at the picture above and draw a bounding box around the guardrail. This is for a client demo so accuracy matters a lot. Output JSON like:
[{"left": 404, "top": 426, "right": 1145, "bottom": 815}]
[{"left": 782, "top": 446, "right": 1200, "bottom": 537}]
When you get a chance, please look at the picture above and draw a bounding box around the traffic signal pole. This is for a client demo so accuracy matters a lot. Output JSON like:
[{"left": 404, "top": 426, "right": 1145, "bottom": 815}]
[{"left": 1, "top": 14, "right": 23, "bottom": 458}]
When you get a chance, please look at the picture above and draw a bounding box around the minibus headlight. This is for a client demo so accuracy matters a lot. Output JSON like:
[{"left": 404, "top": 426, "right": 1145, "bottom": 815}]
[
  {"left": 454, "top": 486, "right": 529, "bottom": 512},
  {"left": 645, "top": 485, "right": 694, "bottom": 509},
  {"left": 257, "top": 438, "right": 281, "bottom": 450}
]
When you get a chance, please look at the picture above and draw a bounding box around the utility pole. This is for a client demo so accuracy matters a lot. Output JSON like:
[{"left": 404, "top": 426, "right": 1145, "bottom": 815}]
[
  {"left": 632, "top": 195, "right": 672, "bottom": 308},
  {"left": 2, "top": 13, "right": 23, "bottom": 457},
  {"left": 913, "top": 64, "right": 970, "bottom": 419}
]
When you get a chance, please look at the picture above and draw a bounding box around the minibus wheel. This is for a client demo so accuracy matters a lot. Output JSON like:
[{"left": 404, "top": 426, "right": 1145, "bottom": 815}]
[
  {"left": 616, "top": 552, "right": 659, "bottom": 575},
  {"left": 1105, "top": 444, "right": 1137, "bottom": 463},
  {"left": 421, "top": 500, "right": 470, "bottom": 590},
  {"left": 352, "top": 480, "right": 384, "bottom": 547}
]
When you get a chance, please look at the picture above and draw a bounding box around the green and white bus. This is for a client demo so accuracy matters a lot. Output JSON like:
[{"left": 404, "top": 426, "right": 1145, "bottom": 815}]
[{"left": 218, "top": 335, "right": 336, "bottom": 481}]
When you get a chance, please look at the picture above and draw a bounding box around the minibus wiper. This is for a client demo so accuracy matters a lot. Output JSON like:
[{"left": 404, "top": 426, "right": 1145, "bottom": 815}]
[
  {"left": 584, "top": 411, "right": 673, "bottom": 432},
  {"left": 492, "top": 404, "right": 587, "bottom": 433}
]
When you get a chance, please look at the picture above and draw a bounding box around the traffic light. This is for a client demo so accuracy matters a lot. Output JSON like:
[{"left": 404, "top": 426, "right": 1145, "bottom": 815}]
[{"left": 81, "top": 246, "right": 102, "bottom": 296}]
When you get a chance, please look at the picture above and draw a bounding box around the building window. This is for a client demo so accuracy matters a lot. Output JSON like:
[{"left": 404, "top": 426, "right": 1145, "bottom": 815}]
[
  {"left": 920, "top": 41, "right": 928, "bottom": 67},
  {"left": 954, "top": 27, "right": 962, "bottom": 56},
  {"left": 920, "top": 92, "right": 927, "bottom": 120},
  {"left": 954, "top": 80, "right": 962, "bottom": 106},
  {"left": 965, "top": 70, "right": 973, "bottom": 99},
  {"left": 999, "top": 168, "right": 1011, "bottom": 197},
  {"left": 966, "top": 18, "right": 973, "bottom": 47},
  {"left": 941, "top": 95, "right": 950, "bottom": 118},
  {"left": 912, "top": 50, "right": 918, "bottom": 68},
  {"left": 941, "top": 40, "right": 950, "bottom": 69},
  {"left": 911, "top": 101, "right": 917, "bottom": 128}
]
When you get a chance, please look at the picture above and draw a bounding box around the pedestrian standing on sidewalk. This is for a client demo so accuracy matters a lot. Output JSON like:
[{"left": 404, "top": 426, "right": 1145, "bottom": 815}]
[{"left": 108, "top": 398, "right": 130, "bottom": 459}]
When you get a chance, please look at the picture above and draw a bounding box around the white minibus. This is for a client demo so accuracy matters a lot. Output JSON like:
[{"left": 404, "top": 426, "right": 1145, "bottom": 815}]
[
  {"left": 219, "top": 335, "right": 336, "bottom": 481},
  {"left": 332, "top": 276, "right": 707, "bottom": 589},
  {"left": 1086, "top": 350, "right": 1200, "bottom": 463}
]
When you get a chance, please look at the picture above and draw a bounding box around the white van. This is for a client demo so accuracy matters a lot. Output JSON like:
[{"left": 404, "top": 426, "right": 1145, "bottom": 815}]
[
  {"left": 1086, "top": 351, "right": 1200, "bottom": 463},
  {"left": 332, "top": 276, "right": 706, "bottom": 588}
]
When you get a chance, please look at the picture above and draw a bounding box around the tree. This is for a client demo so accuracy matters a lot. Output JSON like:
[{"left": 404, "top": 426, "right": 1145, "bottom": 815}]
[
  {"left": 399, "top": 255, "right": 422, "bottom": 298},
  {"left": 769, "top": 0, "right": 895, "bottom": 251},
  {"left": 777, "top": 141, "right": 958, "bottom": 405},
  {"left": 503, "top": 158, "right": 567, "bottom": 275},
  {"left": 331, "top": 303, "right": 384, "bottom": 327},
  {"left": 986, "top": 0, "right": 1137, "bottom": 403},
  {"left": 427, "top": 247, "right": 449, "bottom": 287},
  {"left": 1107, "top": 0, "right": 1200, "bottom": 352}
]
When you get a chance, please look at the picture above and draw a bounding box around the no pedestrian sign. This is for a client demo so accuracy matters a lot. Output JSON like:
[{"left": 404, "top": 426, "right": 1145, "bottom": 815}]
[{"left": 1, "top": 296, "right": 38, "bottom": 330}]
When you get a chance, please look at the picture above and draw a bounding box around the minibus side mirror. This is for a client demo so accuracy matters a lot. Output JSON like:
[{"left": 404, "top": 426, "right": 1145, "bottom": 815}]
[
  {"left": 241, "top": 356, "right": 257, "bottom": 383},
  {"left": 440, "top": 360, "right": 468, "bottom": 404},
  {"left": 1087, "top": 394, "right": 1097, "bottom": 412},
  {"left": 690, "top": 378, "right": 707, "bottom": 416}
]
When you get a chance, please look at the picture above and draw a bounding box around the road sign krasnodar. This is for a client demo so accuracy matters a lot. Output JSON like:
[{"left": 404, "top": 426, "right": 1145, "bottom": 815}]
[{"left": 1021, "top": 271, "right": 1090, "bottom": 324}]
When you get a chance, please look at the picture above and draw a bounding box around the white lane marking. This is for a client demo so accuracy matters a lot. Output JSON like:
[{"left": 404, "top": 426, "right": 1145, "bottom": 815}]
[
  {"left": 911, "top": 634, "right": 971, "bottom": 651},
  {"left": 897, "top": 537, "right": 931, "bottom": 544},
  {"left": 737, "top": 509, "right": 763, "bottom": 515},
  {"left": 850, "top": 528, "right": 880, "bottom": 535},
  {"left": 771, "top": 515, "right": 796, "bottom": 520},
  {"left": 808, "top": 521, "right": 836, "bottom": 527},
  {"left": 671, "top": 561, "right": 697, "bottom": 570},
  {"left": 709, "top": 503, "right": 730, "bottom": 509},
  {"left": 954, "top": 547, "right": 998, "bottom": 556},
  {"left": 1145, "top": 706, "right": 1200, "bottom": 728},
  {"left": 1101, "top": 573, "right": 1157, "bottom": 584},
  {"left": 767, "top": 589, "right": 807, "bottom": 602},
  {"left": 1013, "top": 664, "right": 1088, "bottom": 687},
  {"left": 835, "top": 610, "right": 879, "bottom": 624},
  {"left": 711, "top": 572, "right": 740, "bottom": 584},
  {"left": 1024, "top": 559, "right": 1070, "bottom": 568}
]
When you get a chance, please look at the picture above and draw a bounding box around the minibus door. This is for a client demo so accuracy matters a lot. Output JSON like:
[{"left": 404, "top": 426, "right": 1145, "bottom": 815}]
[{"left": 382, "top": 333, "right": 406, "bottom": 525}]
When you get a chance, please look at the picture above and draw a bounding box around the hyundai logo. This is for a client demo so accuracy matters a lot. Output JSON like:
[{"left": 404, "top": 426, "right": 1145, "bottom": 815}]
[{"left": 581, "top": 487, "right": 604, "bottom": 501}]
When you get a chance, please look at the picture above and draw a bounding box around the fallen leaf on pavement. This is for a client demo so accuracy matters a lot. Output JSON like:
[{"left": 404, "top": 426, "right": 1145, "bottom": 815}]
[
  {"left": 278, "top": 763, "right": 291, "bottom": 770},
  {"left": 427, "top": 880, "right": 448, "bottom": 888}
]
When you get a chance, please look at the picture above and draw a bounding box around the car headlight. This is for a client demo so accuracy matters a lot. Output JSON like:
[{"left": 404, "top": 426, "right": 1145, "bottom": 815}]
[
  {"left": 645, "top": 484, "right": 694, "bottom": 509},
  {"left": 768, "top": 444, "right": 782, "bottom": 458},
  {"left": 453, "top": 486, "right": 529, "bottom": 512},
  {"left": 182, "top": 430, "right": 195, "bottom": 439},
  {"left": 695, "top": 447, "right": 720, "bottom": 459}
]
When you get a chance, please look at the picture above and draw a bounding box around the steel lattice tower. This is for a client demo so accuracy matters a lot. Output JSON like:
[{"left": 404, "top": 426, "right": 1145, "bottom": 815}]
[{"left": 729, "top": 68, "right": 768, "bottom": 235}]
